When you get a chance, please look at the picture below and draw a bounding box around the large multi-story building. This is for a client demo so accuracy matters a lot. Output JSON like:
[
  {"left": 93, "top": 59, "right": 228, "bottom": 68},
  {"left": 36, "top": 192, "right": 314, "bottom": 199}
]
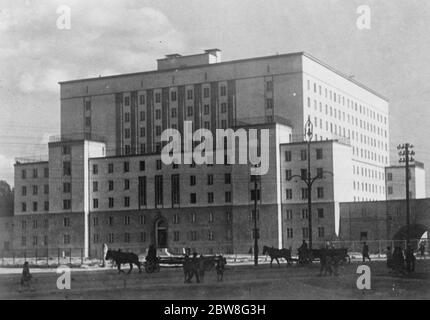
[{"left": 11, "top": 50, "right": 391, "bottom": 256}]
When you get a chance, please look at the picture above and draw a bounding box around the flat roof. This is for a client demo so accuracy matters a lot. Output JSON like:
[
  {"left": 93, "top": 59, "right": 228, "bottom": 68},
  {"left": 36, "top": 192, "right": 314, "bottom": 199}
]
[{"left": 59, "top": 51, "right": 388, "bottom": 101}]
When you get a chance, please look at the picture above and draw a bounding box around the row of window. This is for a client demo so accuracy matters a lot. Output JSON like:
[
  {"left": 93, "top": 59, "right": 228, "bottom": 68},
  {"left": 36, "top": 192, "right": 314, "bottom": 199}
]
[
  {"left": 284, "top": 149, "right": 324, "bottom": 162},
  {"left": 21, "top": 201, "right": 49, "bottom": 212},
  {"left": 307, "top": 98, "right": 388, "bottom": 138},
  {"left": 284, "top": 208, "right": 325, "bottom": 220},
  {"left": 21, "top": 184, "right": 49, "bottom": 196},
  {"left": 285, "top": 227, "right": 325, "bottom": 239},
  {"left": 353, "top": 181, "right": 385, "bottom": 194},
  {"left": 92, "top": 191, "right": 233, "bottom": 209},
  {"left": 306, "top": 79, "right": 388, "bottom": 125},
  {"left": 21, "top": 167, "right": 49, "bottom": 179},
  {"left": 121, "top": 85, "right": 229, "bottom": 108},
  {"left": 285, "top": 187, "right": 325, "bottom": 200}
]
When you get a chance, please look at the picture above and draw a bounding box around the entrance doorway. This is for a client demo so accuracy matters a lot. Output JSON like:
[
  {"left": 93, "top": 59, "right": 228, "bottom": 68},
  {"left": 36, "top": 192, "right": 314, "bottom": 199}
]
[{"left": 155, "top": 219, "right": 168, "bottom": 248}]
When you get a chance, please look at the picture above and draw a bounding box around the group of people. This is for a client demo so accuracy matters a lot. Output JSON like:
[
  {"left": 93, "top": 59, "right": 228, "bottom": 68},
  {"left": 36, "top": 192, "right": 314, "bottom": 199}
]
[
  {"left": 362, "top": 241, "right": 425, "bottom": 274},
  {"left": 183, "top": 251, "right": 226, "bottom": 284},
  {"left": 386, "top": 244, "right": 417, "bottom": 274}
]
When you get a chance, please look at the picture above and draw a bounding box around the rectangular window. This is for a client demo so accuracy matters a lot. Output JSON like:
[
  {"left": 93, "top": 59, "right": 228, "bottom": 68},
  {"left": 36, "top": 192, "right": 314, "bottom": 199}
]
[
  {"left": 124, "top": 128, "right": 131, "bottom": 139},
  {"left": 285, "top": 170, "right": 292, "bottom": 180},
  {"left": 22, "top": 186, "right": 27, "bottom": 196},
  {"left": 318, "top": 227, "right": 325, "bottom": 238},
  {"left": 190, "top": 193, "right": 197, "bottom": 204},
  {"left": 156, "top": 159, "right": 162, "bottom": 170},
  {"left": 124, "top": 179, "right": 130, "bottom": 190},
  {"left": 316, "top": 148, "right": 323, "bottom": 160},
  {"left": 224, "top": 173, "right": 231, "bottom": 184},
  {"left": 171, "top": 174, "right": 180, "bottom": 205},
  {"left": 220, "top": 85, "right": 227, "bottom": 96},
  {"left": 63, "top": 162, "right": 71, "bottom": 176},
  {"left": 317, "top": 187, "right": 324, "bottom": 199},
  {"left": 63, "top": 235, "right": 70, "bottom": 245},
  {"left": 108, "top": 180, "right": 114, "bottom": 191},
  {"left": 63, "top": 200, "right": 71, "bottom": 210},
  {"left": 207, "top": 174, "right": 214, "bottom": 185},
  {"left": 44, "top": 184, "right": 49, "bottom": 194},
  {"left": 139, "top": 94, "right": 145, "bottom": 105},
  {"left": 301, "top": 169, "right": 308, "bottom": 180},
  {"left": 187, "top": 89, "right": 193, "bottom": 100},
  {"left": 318, "top": 208, "right": 324, "bottom": 218},
  {"left": 43, "top": 168, "right": 49, "bottom": 178},
  {"left": 190, "top": 175, "right": 196, "bottom": 186},
  {"left": 93, "top": 181, "right": 98, "bottom": 192},
  {"left": 171, "top": 91, "right": 177, "bottom": 101},
  {"left": 93, "top": 198, "right": 98, "bottom": 209},
  {"left": 387, "top": 172, "right": 393, "bottom": 181},
  {"left": 22, "top": 169, "right": 26, "bottom": 179},
  {"left": 108, "top": 163, "right": 114, "bottom": 174},
  {"left": 286, "top": 209, "right": 293, "bottom": 220},
  {"left": 171, "top": 108, "right": 177, "bottom": 118},
  {"left": 44, "top": 201, "right": 49, "bottom": 211},
  {"left": 266, "top": 98, "right": 273, "bottom": 109},
  {"left": 63, "top": 217, "right": 70, "bottom": 227},
  {"left": 187, "top": 106, "right": 193, "bottom": 117},
  {"left": 155, "top": 93, "right": 161, "bottom": 103},
  {"left": 140, "top": 111, "right": 145, "bottom": 121},
  {"left": 285, "top": 189, "right": 293, "bottom": 200},
  {"left": 317, "top": 168, "right": 323, "bottom": 179},
  {"left": 302, "top": 228, "right": 309, "bottom": 238},
  {"left": 155, "top": 175, "right": 163, "bottom": 206},
  {"left": 287, "top": 228, "right": 293, "bottom": 239},
  {"left": 301, "top": 188, "right": 309, "bottom": 200},
  {"left": 124, "top": 197, "right": 130, "bottom": 207},
  {"left": 285, "top": 151, "right": 292, "bottom": 162},
  {"left": 22, "top": 202, "right": 27, "bottom": 212},
  {"left": 155, "top": 109, "right": 161, "bottom": 120},
  {"left": 108, "top": 197, "right": 114, "bottom": 208},
  {"left": 139, "top": 161, "right": 146, "bottom": 171},
  {"left": 208, "top": 192, "right": 214, "bottom": 203},
  {"left": 32, "top": 201, "right": 38, "bottom": 212},
  {"left": 63, "top": 182, "right": 71, "bottom": 193},
  {"left": 124, "top": 97, "right": 130, "bottom": 106},
  {"left": 138, "top": 176, "right": 147, "bottom": 206},
  {"left": 300, "top": 150, "right": 307, "bottom": 161},
  {"left": 174, "top": 231, "right": 180, "bottom": 242},
  {"left": 221, "top": 103, "right": 227, "bottom": 113},
  {"left": 225, "top": 191, "right": 232, "bottom": 203},
  {"left": 204, "top": 104, "right": 210, "bottom": 115},
  {"left": 124, "top": 161, "right": 129, "bottom": 173},
  {"left": 203, "top": 87, "right": 210, "bottom": 98}
]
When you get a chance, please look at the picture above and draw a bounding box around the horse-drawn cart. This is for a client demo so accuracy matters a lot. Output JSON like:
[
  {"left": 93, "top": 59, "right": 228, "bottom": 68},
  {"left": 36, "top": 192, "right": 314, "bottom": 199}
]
[{"left": 298, "top": 248, "right": 351, "bottom": 264}]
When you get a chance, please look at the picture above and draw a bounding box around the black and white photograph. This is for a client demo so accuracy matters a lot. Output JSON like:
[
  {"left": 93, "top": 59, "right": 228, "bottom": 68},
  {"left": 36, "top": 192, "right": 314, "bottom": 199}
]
[{"left": 0, "top": 0, "right": 429, "bottom": 304}]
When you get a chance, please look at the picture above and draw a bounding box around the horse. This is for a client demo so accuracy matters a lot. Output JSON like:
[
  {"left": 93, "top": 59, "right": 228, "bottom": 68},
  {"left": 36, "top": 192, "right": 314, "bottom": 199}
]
[
  {"left": 262, "top": 246, "right": 293, "bottom": 267},
  {"left": 105, "top": 249, "right": 142, "bottom": 274}
]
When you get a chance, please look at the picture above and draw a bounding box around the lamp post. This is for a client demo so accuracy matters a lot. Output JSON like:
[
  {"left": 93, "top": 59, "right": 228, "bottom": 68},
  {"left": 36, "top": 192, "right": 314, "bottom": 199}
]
[
  {"left": 252, "top": 164, "right": 260, "bottom": 266},
  {"left": 398, "top": 143, "right": 415, "bottom": 245},
  {"left": 287, "top": 116, "right": 332, "bottom": 250}
]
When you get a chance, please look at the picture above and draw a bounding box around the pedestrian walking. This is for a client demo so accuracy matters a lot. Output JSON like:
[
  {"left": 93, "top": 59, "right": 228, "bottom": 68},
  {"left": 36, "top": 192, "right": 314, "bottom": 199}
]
[
  {"left": 419, "top": 243, "right": 426, "bottom": 258},
  {"left": 362, "top": 242, "right": 371, "bottom": 262},
  {"left": 405, "top": 244, "right": 416, "bottom": 273}
]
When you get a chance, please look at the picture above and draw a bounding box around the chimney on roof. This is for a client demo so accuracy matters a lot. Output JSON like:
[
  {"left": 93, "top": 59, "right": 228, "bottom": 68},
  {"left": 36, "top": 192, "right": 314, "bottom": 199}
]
[{"left": 157, "top": 49, "right": 222, "bottom": 71}]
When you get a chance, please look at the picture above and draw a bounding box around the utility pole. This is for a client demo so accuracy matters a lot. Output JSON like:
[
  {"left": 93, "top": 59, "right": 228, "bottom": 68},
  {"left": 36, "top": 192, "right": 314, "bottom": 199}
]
[
  {"left": 252, "top": 164, "right": 260, "bottom": 266},
  {"left": 288, "top": 116, "right": 333, "bottom": 250},
  {"left": 398, "top": 143, "right": 415, "bottom": 245}
]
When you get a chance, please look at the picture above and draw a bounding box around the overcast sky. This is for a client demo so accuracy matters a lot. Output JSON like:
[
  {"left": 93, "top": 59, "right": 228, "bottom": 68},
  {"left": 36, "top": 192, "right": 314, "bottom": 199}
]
[{"left": 1, "top": 0, "right": 430, "bottom": 192}]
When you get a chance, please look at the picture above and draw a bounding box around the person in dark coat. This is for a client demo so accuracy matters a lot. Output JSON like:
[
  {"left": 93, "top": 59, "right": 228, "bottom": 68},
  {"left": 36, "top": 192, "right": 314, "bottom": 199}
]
[
  {"left": 405, "top": 244, "right": 416, "bottom": 273},
  {"left": 146, "top": 244, "right": 157, "bottom": 263},
  {"left": 419, "top": 243, "right": 426, "bottom": 258},
  {"left": 362, "top": 242, "right": 371, "bottom": 262},
  {"left": 386, "top": 246, "right": 393, "bottom": 270}
]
